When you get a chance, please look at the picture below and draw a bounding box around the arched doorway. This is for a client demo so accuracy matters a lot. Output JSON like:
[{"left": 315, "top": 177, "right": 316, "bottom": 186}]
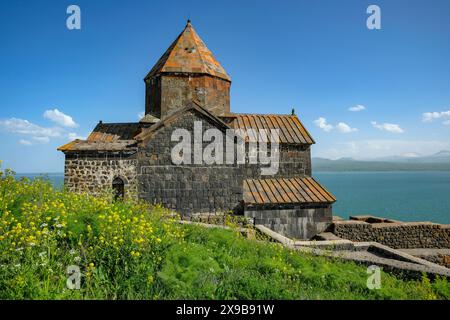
[{"left": 112, "top": 177, "right": 125, "bottom": 200}]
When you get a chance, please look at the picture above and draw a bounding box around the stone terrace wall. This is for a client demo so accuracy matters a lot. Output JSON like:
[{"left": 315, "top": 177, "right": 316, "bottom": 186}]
[
  {"left": 64, "top": 153, "right": 138, "bottom": 197},
  {"left": 332, "top": 220, "right": 450, "bottom": 249}
]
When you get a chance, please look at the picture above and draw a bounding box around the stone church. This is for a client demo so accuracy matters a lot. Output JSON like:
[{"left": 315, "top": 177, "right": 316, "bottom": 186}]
[{"left": 58, "top": 21, "right": 336, "bottom": 239}]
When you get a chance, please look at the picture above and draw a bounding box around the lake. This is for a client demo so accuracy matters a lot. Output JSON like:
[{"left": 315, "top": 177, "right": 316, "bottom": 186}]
[
  {"left": 15, "top": 171, "right": 450, "bottom": 224},
  {"left": 315, "top": 171, "right": 450, "bottom": 224}
]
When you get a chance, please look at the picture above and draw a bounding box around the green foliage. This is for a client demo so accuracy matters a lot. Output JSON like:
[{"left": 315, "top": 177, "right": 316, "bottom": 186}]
[{"left": 0, "top": 164, "right": 449, "bottom": 300}]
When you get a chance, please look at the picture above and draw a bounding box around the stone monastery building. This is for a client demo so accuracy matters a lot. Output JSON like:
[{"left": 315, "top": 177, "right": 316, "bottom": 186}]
[{"left": 58, "top": 21, "right": 336, "bottom": 239}]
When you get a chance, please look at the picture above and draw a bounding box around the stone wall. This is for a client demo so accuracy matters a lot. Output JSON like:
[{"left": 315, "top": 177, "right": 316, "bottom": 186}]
[
  {"left": 145, "top": 76, "right": 162, "bottom": 117},
  {"left": 421, "top": 254, "right": 450, "bottom": 268},
  {"left": 139, "top": 165, "right": 242, "bottom": 214},
  {"left": 146, "top": 74, "right": 230, "bottom": 118},
  {"left": 332, "top": 220, "right": 450, "bottom": 249},
  {"left": 245, "top": 204, "right": 332, "bottom": 240},
  {"left": 64, "top": 153, "right": 138, "bottom": 197},
  {"left": 137, "top": 109, "right": 242, "bottom": 215}
]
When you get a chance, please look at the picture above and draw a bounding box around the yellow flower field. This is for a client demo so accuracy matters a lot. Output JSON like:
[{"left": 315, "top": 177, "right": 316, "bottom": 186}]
[{"left": 1, "top": 164, "right": 449, "bottom": 300}]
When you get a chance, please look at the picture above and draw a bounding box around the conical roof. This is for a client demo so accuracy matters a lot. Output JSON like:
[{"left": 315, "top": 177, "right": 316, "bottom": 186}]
[{"left": 145, "top": 21, "right": 231, "bottom": 82}]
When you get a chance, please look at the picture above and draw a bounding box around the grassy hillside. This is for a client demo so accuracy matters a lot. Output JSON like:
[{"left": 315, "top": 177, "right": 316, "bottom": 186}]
[{"left": 1, "top": 166, "right": 449, "bottom": 300}]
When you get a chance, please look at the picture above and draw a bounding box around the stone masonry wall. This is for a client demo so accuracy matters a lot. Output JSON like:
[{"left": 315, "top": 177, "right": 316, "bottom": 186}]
[
  {"left": 332, "top": 220, "right": 450, "bottom": 249},
  {"left": 139, "top": 165, "right": 242, "bottom": 214},
  {"left": 64, "top": 153, "right": 138, "bottom": 197},
  {"left": 137, "top": 109, "right": 242, "bottom": 215},
  {"left": 243, "top": 145, "right": 312, "bottom": 179},
  {"left": 146, "top": 74, "right": 230, "bottom": 118},
  {"left": 245, "top": 204, "right": 332, "bottom": 240},
  {"left": 145, "top": 76, "right": 162, "bottom": 117}
]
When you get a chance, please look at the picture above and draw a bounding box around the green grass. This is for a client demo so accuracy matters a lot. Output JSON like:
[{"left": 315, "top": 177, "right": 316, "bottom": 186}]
[{"left": 0, "top": 166, "right": 449, "bottom": 300}]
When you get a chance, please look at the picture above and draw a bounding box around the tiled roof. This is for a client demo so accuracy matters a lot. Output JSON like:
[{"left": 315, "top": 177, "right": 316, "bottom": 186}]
[
  {"left": 58, "top": 122, "right": 140, "bottom": 152},
  {"left": 87, "top": 122, "right": 141, "bottom": 142},
  {"left": 145, "top": 21, "right": 231, "bottom": 82},
  {"left": 221, "top": 114, "right": 315, "bottom": 145},
  {"left": 243, "top": 177, "right": 336, "bottom": 205},
  {"left": 57, "top": 140, "right": 137, "bottom": 152}
]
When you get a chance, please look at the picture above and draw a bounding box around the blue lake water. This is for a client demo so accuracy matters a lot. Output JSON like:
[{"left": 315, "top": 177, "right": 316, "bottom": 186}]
[
  {"left": 16, "top": 171, "right": 450, "bottom": 224},
  {"left": 16, "top": 173, "right": 64, "bottom": 189},
  {"left": 315, "top": 171, "right": 450, "bottom": 224}
]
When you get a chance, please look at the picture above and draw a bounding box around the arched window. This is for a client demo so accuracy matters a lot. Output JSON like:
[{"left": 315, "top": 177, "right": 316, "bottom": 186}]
[{"left": 112, "top": 177, "right": 125, "bottom": 200}]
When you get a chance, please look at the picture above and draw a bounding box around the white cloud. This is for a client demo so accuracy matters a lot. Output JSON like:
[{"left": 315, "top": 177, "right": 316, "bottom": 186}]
[
  {"left": 19, "top": 139, "right": 32, "bottom": 146},
  {"left": 371, "top": 121, "right": 404, "bottom": 134},
  {"left": 444, "top": 120, "right": 450, "bottom": 126},
  {"left": 19, "top": 136, "right": 50, "bottom": 145},
  {"left": 422, "top": 110, "right": 450, "bottom": 123},
  {"left": 336, "top": 122, "right": 358, "bottom": 133},
  {"left": 43, "top": 109, "right": 78, "bottom": 128},
  {"left": 401, "top": 152, "right": 421, "bottom": 158},
  {"left": 314, "top": 139, "right": 450, "bottom": 160},
  {"left": 349, "top": 105, "right": 366, "bottom": 112},
  {"left": 68, "top": 132, "right": 86, "bottom": 140},
  {"left": 314, "top": 118, "right": 358, "bottom": 134},
  {"left": 314, "top": 117, "right": 333, "bottom": 132},
  {"left": 32, "top": 136, "right": 50, "bottom": 144},
  {"left": 0, "top": 118, "right": 62, "bottom": 137},
  {"left": 138, "top": 111, "right": 145, "bottom": 119}
]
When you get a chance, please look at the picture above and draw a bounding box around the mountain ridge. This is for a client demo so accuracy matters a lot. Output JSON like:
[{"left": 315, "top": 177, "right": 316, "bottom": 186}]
[{"left": 312, "top": 150, "right": 450, "bottom": 171}]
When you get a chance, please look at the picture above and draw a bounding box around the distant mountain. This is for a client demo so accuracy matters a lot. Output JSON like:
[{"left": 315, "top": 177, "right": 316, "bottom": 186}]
[
  {"left": 312, "top": 151, "right": 450, "bottom": 171},
  {"left": 431, "top": 150, "right": 450, "bottom": 158},
  {"left": 373, "top": 150, "right": 450, "bottom": 163}
]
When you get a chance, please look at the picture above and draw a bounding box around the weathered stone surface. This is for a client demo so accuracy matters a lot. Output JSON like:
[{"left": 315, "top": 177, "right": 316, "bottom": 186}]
[
  {"left": 245, "top": 204, "right": 332, "bottom": 240},
  {"left": 137, "top": 110, "right": 243, "bottom": 215},
  {"left": 332, "top": 220, "right": 450, "bottom": 249},
  {"left": 146, "top": 74, "right": 230, "bottom": 118},
  {"left": 243, "top": 144, "right": 312, "bottom": 179},
  {"left": 64, "top": 153, "right": 138, "bottom": 197}
]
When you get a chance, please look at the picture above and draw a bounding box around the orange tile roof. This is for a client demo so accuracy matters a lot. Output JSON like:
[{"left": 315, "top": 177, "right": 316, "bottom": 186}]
[
  {"left": 57, "top": 140, "right": 137, "bottom": 152},
  {"left": 87, "top": 122, "right": 140, "bottom": 142},
  {"left": 57, "top": 122, "right": 140, "bottom": 152},
  {"left": 221, "top": 114, "right": 315, "bottom": 145},
  {"left": 243, "top": 177, "right": 336, "bottom": 205},
  {"left": 145, "top": 21, "right": 231, "bottom": 82}
]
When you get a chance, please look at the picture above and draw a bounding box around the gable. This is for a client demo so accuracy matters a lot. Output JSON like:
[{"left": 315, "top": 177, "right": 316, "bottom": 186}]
[{"left": 135, "top": 102, "right": 231, "bottom": 145}]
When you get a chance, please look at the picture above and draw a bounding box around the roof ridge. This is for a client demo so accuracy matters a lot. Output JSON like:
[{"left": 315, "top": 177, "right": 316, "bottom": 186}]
[
  {"left": 96, "top": 122, "right": 140, "bottom": 125},
  {"left": 188, "top": 23, "right": 209, "bottom": 73},
  {"left": 222, "top": 113, "right": 293, "bottom": 117},
  {"left": 135, "top": 102, "right": 231, "bottom": 142}
]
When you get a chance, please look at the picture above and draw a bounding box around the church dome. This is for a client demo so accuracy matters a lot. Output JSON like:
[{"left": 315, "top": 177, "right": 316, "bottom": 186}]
[{"left": 145, "top": 20, "right": 231, "bottom": 82}]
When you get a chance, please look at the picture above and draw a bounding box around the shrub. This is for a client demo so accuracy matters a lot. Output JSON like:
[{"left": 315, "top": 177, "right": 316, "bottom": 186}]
[{"left": 0, "top": 164, "right": 449, "bottom": 300}]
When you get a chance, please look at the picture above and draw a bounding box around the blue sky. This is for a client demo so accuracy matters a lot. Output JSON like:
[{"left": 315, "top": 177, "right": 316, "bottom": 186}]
[{"left": 1, "top": 0, "right": 450, "bottom": 172}]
